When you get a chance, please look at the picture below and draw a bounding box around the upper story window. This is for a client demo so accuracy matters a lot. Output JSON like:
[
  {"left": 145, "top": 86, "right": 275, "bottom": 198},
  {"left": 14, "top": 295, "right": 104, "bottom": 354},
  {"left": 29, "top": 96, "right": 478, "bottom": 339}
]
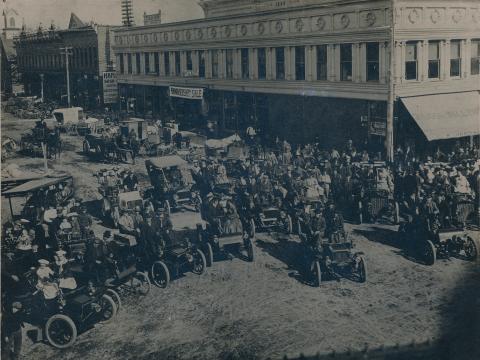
[
  {"left": 258, "top": 48, "right": 266, "bottom": 80},
  {"left": 366, "top": 43, "right": 379, "bottom": 82},
  {"left": 135, "top": 53, "right": 141, "bottom": 74},
  {"left": 186, "top": 51, "right": 193, "bottom": 72},
  {"left": 450, "top": 40, "right": 461, "bottom": 77},
  {"left": 118, "top": 54, "right": 124, "bottom": 74},
  {"left": 428, "top": 41, "right": 440, "bottom": 79},
  {"left": 211, "top": 50, "right": 219, "bottom": 78},
  {"left": 144, "top": 52, "right": 150, "bottom": 74},
  {"left": 174, "top": 51, "right": 181, "bottom": 76},
  {"left": 226, "top": 49, "right": 234, "bottom": 79},
  {"left": 405, "top": 42, "right": 417, "bottom": 80},
  {"left": 127, "top": 53, "right": 132, "bottom": 74},
  {"left": 241, "top": 48, "right": 249, "bottom": 79},
  {"left": 275, "top": 47, "right": 285, "bottom": 80},
  {"left": 9, "top": 17, "right": 15, "bottom": 27},
  {"left": 316, "top": 45, "right": 327, "bottom": 81},
  {"left": 198, "top": 51, "right": 206, "bottom": 78},
  {"left": 295, "top": 46, "right": 305, "bottom": 80},
  {"left": 154, "top": 52, "right": 159, "bottom": 74},
  {"left": 164, "top": 52, "right": 170, "bottom": 76},
  {"left": 340, "top": 44, "right": 352, "bottom": 81},
  {"left": 471, "top": 39, "right": 480, "bottom": 75}
]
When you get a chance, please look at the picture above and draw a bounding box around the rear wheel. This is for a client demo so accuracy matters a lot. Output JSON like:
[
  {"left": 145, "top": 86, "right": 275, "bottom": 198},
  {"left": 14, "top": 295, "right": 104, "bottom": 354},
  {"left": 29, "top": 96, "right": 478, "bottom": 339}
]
[
  {"left": 98, "top": 294, "right": 117, "bottom": 324},
  {"left": 130, "top": 272, "right": 151, "bottom": 295},
  {"left": 313, "top": 261, "right": 322, "bottom": 287},
  {"left": 192, "top": 249, "right": 207, "bottom": 275},
  {"left": 45, "top": 314, "right": 77, "bottom": 349},
  {"left": 464, "top": 236, "right": 478, "bottom": 261},
  {"left": 421, "top": 240, "right": 436, "bottom": 266},
  {"left": 246, "top": 238, "right": 255, "bottom": 262},
  {"left": 105, "top": 289, "right": 122, "bottom": 313},
  {"left": 205, "top": 243, "right": 214, "bottom": 267},
  {"left": 151, "top": 261, "right": 170, "bottom": 288}
]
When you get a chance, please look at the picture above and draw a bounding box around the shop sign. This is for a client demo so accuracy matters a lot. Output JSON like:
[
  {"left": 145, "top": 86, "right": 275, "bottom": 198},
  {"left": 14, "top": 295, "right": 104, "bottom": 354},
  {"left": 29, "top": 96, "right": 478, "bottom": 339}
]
[
  {"left": 369, "top": 121, "right": 386, "bottom": 136},
  {"left": 169, "top": 86, "right": 203, "bottom": 100},
  {"left": 102, "top": 72, "right": 118, "bottom": 104}
]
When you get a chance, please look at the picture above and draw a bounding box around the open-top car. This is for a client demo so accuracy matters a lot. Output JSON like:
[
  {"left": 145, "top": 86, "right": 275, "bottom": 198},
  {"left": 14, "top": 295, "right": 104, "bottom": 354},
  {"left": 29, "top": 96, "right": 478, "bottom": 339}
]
[
  {"left": 145, "top": 155, "right": 196, "bottom": 212},
  {"left": 252, "top": 206, "right": 293, "bottom": 235}
]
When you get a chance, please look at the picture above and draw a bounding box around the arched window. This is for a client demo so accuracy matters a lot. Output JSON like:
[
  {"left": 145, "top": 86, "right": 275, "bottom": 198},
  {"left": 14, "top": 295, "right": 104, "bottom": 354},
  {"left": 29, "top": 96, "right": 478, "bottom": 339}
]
[{"left": 9, "top": 17, "right": 15, "bottom": 28}]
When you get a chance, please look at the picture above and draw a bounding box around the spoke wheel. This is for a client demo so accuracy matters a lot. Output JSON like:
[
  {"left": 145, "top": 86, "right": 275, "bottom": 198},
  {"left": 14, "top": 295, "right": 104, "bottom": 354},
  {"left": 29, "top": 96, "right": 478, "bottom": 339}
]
[
  {"left": 313, "top": 261, "right": 322, "bottom": 287},
  {"left": 151, "top": 261, "right": 170, "bottom": 288},
  {"left": 105, "top": 289, "right": 122, "bottom": 313},
  {"left": 45, "top": 314, "right": 77, "bottom": 349},
  {"left": 421, "top": 240, "right": 436, "bottom": 266},
  {"left": 464, "top": 236, "right": 478, "bottom": 261},
  {"left": 246, "top": 238, "right": 255, "bottom": 262},
  {"left": 205, "top": 243, "right": 214, "bottom": 267},
  {"left": 98, "top": 294, "right": 117, "bottom": 324},
  {"left": 192, "top": 249, "right": 207, "bottom": 275},
  {"left": 130, "top": 271, "right": 151, "bottom": 295}
]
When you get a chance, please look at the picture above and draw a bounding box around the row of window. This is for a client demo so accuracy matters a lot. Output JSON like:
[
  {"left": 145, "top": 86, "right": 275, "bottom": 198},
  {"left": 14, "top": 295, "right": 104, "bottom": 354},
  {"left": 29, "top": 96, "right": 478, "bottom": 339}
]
[
  {"left": 405, "top": 39, "right": 480, "bottom": 80},
  {"left": 117, "top": 43, "right": 381, "bottom": 82},
  {"left": 17, "top": 47, "right": 98, "bottom": 70}
]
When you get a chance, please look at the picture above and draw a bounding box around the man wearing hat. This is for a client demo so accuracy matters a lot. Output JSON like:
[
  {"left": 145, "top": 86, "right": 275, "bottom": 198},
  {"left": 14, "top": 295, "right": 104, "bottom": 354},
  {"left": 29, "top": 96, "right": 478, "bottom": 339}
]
[{"left": 77, "top": 206, "right": 92, "bottom": 240}]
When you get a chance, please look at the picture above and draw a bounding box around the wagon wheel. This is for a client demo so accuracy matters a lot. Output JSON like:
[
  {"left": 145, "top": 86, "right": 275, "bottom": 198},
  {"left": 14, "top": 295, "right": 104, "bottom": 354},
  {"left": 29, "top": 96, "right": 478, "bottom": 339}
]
[
  {"left": 205, "top": 243, "right": 214, "bottom": 267},
  {"left": 97, "top": 294, "right": 117, "bottom": 324},
  {"left": 357, "top": 256, "right": 367, "bottom": 283},
  {"left": 105, "top": 289, "right": 122, "bottom": 313},
  {"left": 192, "top": 249, "right": 207, "bottom": 275},
  {"left": 464, "top": 236, "right": 478, "bottom": 261},
  {"left": 245, "top": 238, "right": 255, "bottom": 262},
  {"left": 150, "top": 260, "right": 170, "bottom": 288},
  {"left": 45, "top": 314, "right": 77, "bottom": 349},
  {"left": 130, "top": 271, "right": 151, "bottom": 295},
  {"left": 83, "top": 140, "right": 91, "bottom": 154},
  {"left": 286, "top": 215, "right": 293, "bottom": 234},
  {"left": 312, "top": 260, "right": 322, "bottom": 287},
  {"left": 421, "top": 240, "right": 436, "bottom": 266}
]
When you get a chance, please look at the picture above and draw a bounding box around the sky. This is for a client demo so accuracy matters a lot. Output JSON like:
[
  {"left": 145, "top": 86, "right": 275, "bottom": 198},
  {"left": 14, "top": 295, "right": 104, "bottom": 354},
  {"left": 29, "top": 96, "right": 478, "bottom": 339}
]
[{"left": 2, "top": 0, "right": 204, "bottom": 29}]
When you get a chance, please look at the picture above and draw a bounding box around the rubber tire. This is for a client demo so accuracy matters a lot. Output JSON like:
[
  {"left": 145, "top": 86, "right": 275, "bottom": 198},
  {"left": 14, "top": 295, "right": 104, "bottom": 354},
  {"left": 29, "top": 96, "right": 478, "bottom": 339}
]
[
  {"left": 357, "top": 256, "right": 367, "bottom": 283},
  {"left": 246, "top": 238, "right": 255, "bottom": 262},
  {"left": 286, "top": 215, "right": 293, "bottom": 234},
  {"left": 131, "top": 271, "right": 151, "bottom": 295},
  {"left": 205, "top": 243, "right": 214, "bottom": 267},
  {"left": 105, "top": 289, "right": 122, "bottom": 313},
  {"left": 313, "top": 261, "right": 322, "bottom": 287},
  {"left": 83, "top": 140, "right": 90, "bottom": 154},
  {"left": 464, "top": 236, "right": 478, "bottom": 261},
  {"left": 249, "top": 218, "right": 256, "bottom": 238},
  {"left": 165, "top": 200, "right": 171, "bottom": 215},
  {"left": 98, "top": 294, "right": 117, "bottom": 324},
  {"left": 423, "top": 240, "right": 436, "bottom": 266},
  {"left": 192, "top": 249, "right": 207, "bottom": 275},
  {"left": 151, "top": 261, "right": 170, "bottom": 288},
  {"left": 45, "top": 314, "right": 78, "bottom": 349},
  {"left": 393, "top": 201, "right": 400, "bottom": 225}
]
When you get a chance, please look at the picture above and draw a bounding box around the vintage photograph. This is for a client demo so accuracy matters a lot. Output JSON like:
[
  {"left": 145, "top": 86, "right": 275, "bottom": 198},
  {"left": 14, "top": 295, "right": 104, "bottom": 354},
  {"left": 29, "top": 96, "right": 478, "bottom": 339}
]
[{"left": 1, "top": 0, "right": 479, "bottom": 359}]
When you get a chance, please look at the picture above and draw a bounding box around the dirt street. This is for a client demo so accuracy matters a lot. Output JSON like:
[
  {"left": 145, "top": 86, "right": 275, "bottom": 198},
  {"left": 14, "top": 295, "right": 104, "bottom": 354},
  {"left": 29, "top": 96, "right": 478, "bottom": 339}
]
[{"left": 2, "top": 112, "right": 479, "bottom": 360}]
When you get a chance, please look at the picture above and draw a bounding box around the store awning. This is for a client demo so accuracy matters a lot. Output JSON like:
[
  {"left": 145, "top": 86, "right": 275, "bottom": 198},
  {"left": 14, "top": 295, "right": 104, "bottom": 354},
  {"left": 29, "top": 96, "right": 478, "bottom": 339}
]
[{"left": 401, "top": 92, "right": 480, "bottom": 141}]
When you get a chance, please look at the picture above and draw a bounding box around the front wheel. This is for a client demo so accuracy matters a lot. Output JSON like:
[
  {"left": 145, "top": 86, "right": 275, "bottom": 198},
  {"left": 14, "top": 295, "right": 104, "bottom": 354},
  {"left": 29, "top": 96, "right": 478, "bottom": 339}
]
[
  {"left": 105, "top": 289, "right": 122, "bottom": 313},
  {"left": 313, "top": 260, "right": 322, "bottom": 287},
  {"left": 464, "top": 236, "right": 478, "bottom": 261},
  {"left": 421, "top": 240, "right": 436, "bottom": 266},
  {"left": 205, "top": 243, "right": 214, "bottom": 267},
  {"left": 246, "top": 238, "right": 255, "bottom": 262},
  {"left": 45, "top": 314, "right": 78, "bottom": 349},
  {"left": 130, "top": 271, "right": 151, "bottom": 295},
  {"left": 98, "top": 294, "right": 117, "bottom": 324},
  {"left": 151, "top": 261, "right": 170, "bottom": 288},
  {"left": 192, "top": 249, "right": 207, "bottom": 275}
]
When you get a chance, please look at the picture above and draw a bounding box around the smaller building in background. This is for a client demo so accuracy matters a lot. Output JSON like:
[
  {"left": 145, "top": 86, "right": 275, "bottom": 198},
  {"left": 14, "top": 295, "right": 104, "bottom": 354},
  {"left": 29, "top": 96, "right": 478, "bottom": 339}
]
[
  {"left": 15, "top": 13, "right": 118, "bottom": 109},
  {"left": 144, "top": 10, "right": 162, "bottom": 26},
  {"left": 1, "top": 6, "right": 21, "bottom": 40}
]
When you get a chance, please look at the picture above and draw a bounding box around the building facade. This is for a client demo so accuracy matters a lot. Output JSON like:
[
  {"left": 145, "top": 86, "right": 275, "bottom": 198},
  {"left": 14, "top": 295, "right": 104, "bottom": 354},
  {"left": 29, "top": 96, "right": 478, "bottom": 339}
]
[
  {"left": 15, "top": 14, "right": 118, "bottom": 109},
  {"left": 112, "top": 0, "right": 480, "bottom": 151}
]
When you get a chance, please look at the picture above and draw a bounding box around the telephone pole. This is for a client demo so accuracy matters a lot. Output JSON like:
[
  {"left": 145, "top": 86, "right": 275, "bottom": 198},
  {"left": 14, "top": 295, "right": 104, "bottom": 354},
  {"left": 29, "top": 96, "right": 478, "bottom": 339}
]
[
  {"left": 60, "top": 47, "right": 73, "bottom": 107},
  {"left": 386, "top": 0, "right": 396, "bottom": 162},
  {"left": 121, "top": 0, "right": 135, "bottom": 27}
]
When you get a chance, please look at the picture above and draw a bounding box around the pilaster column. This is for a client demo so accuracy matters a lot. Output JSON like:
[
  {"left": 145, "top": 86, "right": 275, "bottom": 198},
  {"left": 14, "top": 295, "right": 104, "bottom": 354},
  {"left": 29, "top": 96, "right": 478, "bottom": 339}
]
[
  {"left": 440, "top": 40, "right": 448, "bottom": 80},
  {"left": 233, "top": 49, "right": 241, "bottom": 79},
  {"left": 418, "top": 41, "right": 426, "bottom": 81},
  {"left": 306, "top": 45, "right": 314, "bottom": 81},
  {"left": 169, "top": 52, "right": 175, "bottom": 76},
  {"left": 206, "top": 50, "right": 212, "bottom": 78},
  {"left": 311, "top": 45, "right": 318, "bottom": 81},
  {"left": 285, "top": 47, "right": 292, "bottom": 80},
  {"left": 462, "top": 39, "right": 470, "bottom": 78},
  {"left": 149, "top": 53, "right": 155, "bottom": 74},
  {"left": 267, "top": 48, "right": 274, "bottom": 80},
  {"left": 327, "top": 44, "right": 335, "bottom": 81},
  {"left": 359, "top": 43, "right": 367, "bottom": 82},
  {"left": 159, "top": 52, "right": 165, "bottom": 76},
  {"left": 334, "top": 44, "right": 341, "bottom": 81},
  {"left": 380, "top": 42, "right": 387, "bottom": 84},
  {"left": 249, "top": 48, "right": 257, "bottom": 80},
  {"left": 192, "top": 50, "right": 199, "bottom": 76}
]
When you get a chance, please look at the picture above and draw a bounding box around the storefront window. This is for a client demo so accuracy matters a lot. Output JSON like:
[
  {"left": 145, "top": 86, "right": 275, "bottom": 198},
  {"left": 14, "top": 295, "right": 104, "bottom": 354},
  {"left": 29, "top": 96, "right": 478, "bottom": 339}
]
[
  {"left": 211, "top": 50, "right": 219, "bottom": 78},
  {"left": 405, "top": 42, "right": 417, "bottom": 80},
  {"left": 450, "top": 40, "right": 461, "bottom": 77},
  {"left": 295, "top": 46, "right": 305, "bottom": 80},
  {"left": 241, "top": 48, "right": 249, "bottom": 79},
  {"left": 186, "top": 51, "right": 192, "bottom": 71},
  {"left": 164, "top": 52, "right": 170, "bottom": 76},
  {"left": 174, "top": 51, "right": 181, "bottom": 76},
  {"left": 199, "top": 51, "right": 205, "bottom": 78},
  {"left": 428, "top": 41, "right": 440, "bottom": 79},
  {"left": 258, "top": 48, "right": 266, "bottom": 80},
  {"left": 340, "top": 44, "right": 352, "bottom": 81},
  {"left": 366, "top": 43, "right": 379, "bottom": 82},
  {"left": 127, "top": 53, "right": 132, "bottom": 74},
  {"left": 135, "top": 53, "right": 141, "bottom": 74},
  {"left": 471, "top": 39, "right": 480, "bottom": 75},
  {"left": 144, "top": 52, "right": 150, "bottom": 74},
  {"left": 226, "top": 49, "right": 234, "bottom": 79},
  {"left": 154, "top": 52, "right": 159, "bottom": 74},
  {"left": 275, "top": 47, "right": 285, "bottom": 80},
  {"left": 316, "top": 45, "right": 327, "bottom": 80}
]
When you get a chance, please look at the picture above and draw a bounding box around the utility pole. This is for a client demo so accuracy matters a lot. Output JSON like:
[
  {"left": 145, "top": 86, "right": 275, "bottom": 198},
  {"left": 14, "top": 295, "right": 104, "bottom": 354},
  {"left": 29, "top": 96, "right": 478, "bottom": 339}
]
[
  {"left": 385, "top": 0, "right": 395, "bottom": 162},
  {"left": 60, "top": 47, "right": 73, "bottom": 107},
  {"left": 121, "top": 0, "right": 135, "bottom": 27}
]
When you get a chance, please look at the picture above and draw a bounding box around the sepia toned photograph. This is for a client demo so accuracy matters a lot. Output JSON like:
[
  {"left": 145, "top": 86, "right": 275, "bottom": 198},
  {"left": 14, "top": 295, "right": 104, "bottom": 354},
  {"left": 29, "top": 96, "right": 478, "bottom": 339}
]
[{"left": 0, "top": 1, "right": 479, "bottom": 359}]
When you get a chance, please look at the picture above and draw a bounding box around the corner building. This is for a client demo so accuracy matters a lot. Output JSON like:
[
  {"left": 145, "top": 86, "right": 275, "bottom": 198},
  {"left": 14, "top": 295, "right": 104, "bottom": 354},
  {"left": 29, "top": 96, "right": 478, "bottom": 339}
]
[{"left": 112, "top": 0, "right": 480, "bottom": 152}]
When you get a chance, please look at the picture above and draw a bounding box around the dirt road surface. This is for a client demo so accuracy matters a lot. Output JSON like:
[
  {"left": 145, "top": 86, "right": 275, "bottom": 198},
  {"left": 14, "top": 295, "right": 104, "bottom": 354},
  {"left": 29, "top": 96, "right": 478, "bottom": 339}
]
[{"left": 2, "top": 112, "right": 479, "bottom": 360}]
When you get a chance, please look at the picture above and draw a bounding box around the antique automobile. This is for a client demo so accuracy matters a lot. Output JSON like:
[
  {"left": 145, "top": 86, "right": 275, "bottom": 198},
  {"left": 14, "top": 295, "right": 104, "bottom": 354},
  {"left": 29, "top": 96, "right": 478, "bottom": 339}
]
[
  {"left": 203, "top": 194, "right": 255, "bottom": 263},
  {"left": 399, "top": 216, "right": 479, "bottom": 265},
  {"left": 13, "top": 269, "right": 117, "bottom": 349},
  {"left": 83, "top": 132, "right": 135, "bottom": 164},
  {"left": 298, "top": 219, "right": 367, "bottom": 287},
  {"left": 354, "top": 161, "right": 400, "bottom": 224},
  {"left": 204, "top": 134, "right": 247, "bottom": 159},
  {"left": 101, "top": 190, "right": 143, "bottom": 228},
  {"left": 152, "top": 210, "right": 207, "bottom": 283},
  {"left": 145, "top": 155, "right": 196, "bottom": 212},
  {"left": 253, "top": 206, "right": 293, "bottom": 235}
]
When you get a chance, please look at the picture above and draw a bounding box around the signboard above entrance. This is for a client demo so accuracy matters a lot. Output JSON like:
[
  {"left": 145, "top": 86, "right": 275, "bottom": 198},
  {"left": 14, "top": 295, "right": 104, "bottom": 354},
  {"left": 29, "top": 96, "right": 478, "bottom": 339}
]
[
  {"left": 103, "top": 72, "right": 118, "bottom": 104},
  {"left": 169, "top": 86, "right": 204, "bottom": 100}
]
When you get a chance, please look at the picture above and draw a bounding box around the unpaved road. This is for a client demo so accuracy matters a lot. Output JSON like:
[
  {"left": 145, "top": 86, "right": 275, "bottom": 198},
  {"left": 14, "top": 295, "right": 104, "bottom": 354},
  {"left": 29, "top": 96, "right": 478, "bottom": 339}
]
[{"left": 2, "top": 112, "right": 479, "bottom": 360}]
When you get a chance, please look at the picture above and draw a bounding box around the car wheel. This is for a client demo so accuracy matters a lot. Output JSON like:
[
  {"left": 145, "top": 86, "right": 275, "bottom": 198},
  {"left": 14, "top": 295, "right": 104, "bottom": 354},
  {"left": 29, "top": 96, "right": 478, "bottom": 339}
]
[
  {"left": 45, "top": 314, "right": 77, "bottom": 349},
  {"left": 313, "top": 260, "right": 322, "bottom": 287},
  {"left": 192, "top": 249, "right": 207, "bottom": 275},
  {"left": 98, "top": 294, "right": 117, "bottom": 324},
  {"left": 131, "top": 271, "right": 151, "bottom": 295},
  {"left": 464, "top": 236, "right": 478, "bottom": 261},
  {"left": 151, "top": 261, "right": 170, "bottom": 288},
  {"left": 105, "top": 289, "right": 122, "bottom": 313}
]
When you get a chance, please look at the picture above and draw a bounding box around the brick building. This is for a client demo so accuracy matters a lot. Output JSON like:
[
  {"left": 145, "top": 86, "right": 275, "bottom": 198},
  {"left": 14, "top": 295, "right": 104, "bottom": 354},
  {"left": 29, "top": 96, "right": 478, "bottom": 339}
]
[
  {"left": 112, "top": 0, "right": 479, "bottom": 152},
  {"left": 15, "top": 13, "right": 118, "bottom": 109}
]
